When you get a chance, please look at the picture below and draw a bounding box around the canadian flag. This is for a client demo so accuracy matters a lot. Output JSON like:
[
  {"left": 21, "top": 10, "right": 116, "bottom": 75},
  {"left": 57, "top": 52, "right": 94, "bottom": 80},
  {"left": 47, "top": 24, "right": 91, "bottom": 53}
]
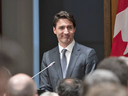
[{"left": 111, "top": 0, "right": 128, "bottom": 56}]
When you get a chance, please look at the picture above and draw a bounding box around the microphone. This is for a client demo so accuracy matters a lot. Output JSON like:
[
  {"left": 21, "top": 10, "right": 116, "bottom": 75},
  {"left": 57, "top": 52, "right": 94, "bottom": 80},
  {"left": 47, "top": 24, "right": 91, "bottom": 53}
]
[{"left": 31, "top": 61, "right": 55, "bottom": 79}]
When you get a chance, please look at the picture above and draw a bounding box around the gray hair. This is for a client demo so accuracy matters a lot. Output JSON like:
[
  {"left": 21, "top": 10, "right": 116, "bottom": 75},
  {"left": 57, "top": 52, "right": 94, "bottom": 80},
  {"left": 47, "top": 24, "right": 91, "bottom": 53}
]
[
  {"left": 85, "top": 69, "right": 120, "bottom": 86},
  {"left": 79, "top": 69, "right": 120, "bottom": 96}
]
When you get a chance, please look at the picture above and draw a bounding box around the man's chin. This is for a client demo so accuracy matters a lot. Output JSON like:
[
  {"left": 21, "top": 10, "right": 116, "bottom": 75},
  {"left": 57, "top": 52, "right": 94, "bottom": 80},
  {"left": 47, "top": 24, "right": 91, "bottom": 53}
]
[
  {"left": 59, "top": 39, "right": 72, "bottom": 45},
  {"left": 63, "top": 41, "right": 72, "bottom": 45},
  {"left": 59, "top": 41, "right": 71, "bottom": 47},
  {"left": 63, "top": 38, "right": 71, "bottom": 42}
]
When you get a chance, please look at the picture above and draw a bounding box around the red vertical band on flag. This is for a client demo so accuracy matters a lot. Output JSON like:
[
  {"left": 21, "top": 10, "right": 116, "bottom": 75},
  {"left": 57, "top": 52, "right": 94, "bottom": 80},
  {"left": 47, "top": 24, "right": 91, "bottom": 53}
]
[
  {"left": 111, "top": 0, "right": 128, "bottom": 57},
  {"left": 117, "top": 0, "right": 128, "bottom": 14}
]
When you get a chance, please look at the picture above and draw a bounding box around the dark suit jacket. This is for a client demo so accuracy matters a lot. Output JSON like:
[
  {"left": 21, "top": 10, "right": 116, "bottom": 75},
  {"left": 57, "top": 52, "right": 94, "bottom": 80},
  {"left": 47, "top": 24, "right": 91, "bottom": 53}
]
[{"left": 39, "top": 42, "right": 98, "bottom": 92}]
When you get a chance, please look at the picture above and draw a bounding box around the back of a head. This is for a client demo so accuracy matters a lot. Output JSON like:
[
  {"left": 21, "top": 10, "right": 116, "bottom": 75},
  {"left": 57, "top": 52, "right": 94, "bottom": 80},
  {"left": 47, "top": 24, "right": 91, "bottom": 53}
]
[
  {"left": 0, "top": 66, "right": 12, "bottom": 96},
  {"left": 119, "top": 56, "right": 128, "bottom": 66},
  {"left": 6, "top": 73, "right": 37, "bottom": 96},
  {"left": 0, "top": 36, "right": 28, "bottom": 75},
  {"left": 40, "top": 92, "right": 58, "bottom": 96},
  {"left": 56, "top": 78, "right": 81, "bottom": 96},
  {"left": 97, "top": 57, "right": 128, "bottom": 86},
  {"left": 79, "top": 69, "right": 120, "bottom": 96},
  {"left": 0, "top": 66, "right": 12, "bottom": 79},
  {"left": 85, "top": 69, "right": 120, "bottom": 85},
  {"left": 85, "top": 83, "right": 128, "bottom": 96}
]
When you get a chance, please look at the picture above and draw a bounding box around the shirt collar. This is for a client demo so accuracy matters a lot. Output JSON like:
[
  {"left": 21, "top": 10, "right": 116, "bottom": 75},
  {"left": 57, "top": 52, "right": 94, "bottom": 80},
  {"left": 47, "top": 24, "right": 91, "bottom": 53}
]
[{"left": 59, "top": 40, "right": 75, "bottom": 53}]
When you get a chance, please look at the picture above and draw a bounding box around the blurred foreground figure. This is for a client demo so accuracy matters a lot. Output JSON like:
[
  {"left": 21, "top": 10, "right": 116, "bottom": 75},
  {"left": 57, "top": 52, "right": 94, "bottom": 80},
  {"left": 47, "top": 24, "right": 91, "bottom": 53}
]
[
  {"left": 119, "top": 56, "right": 128, "bottom": 66},
  {"left": 0, "top": 66, "right": 12, "bottom": 96},
  {"left": 56, "top": 78, "right": 81, "bottom": 96},
  {"left": 6, "top": 73, "right": 38, "bottom": 96},
  {"left": 97, "top": 57, "right": 128, "bottom": 86},
  {"left": 0, "top": 36, "right": 16, "bottom": 67},
  {"left": 85, "top": 83, "right": 128, "bottom": 96},
  {"left": 79, "top": 69, "right": 120, "bottom": 96},
  {"left": 0, "top": 36, "right": 28, "bottom": 75}
]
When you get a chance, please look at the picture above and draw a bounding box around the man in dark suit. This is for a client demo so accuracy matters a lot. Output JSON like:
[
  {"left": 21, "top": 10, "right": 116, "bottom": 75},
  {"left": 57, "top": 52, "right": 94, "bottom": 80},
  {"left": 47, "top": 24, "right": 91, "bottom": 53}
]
[{"left": 40, "top": 11, "right": 98, "bottom": 92}]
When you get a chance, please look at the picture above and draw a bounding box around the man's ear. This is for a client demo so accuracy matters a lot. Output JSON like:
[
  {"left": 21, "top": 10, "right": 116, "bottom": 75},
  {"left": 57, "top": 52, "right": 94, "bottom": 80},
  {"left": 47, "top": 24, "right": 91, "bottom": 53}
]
[{"left": 53, "top": 27, "right": 56, "bottom": 34}]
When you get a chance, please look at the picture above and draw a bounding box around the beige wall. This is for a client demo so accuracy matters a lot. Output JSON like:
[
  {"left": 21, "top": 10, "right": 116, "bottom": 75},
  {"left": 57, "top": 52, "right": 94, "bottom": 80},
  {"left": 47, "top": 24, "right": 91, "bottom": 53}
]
[{"left": 2, "top": 0, "right": 33, "bottom": 76}]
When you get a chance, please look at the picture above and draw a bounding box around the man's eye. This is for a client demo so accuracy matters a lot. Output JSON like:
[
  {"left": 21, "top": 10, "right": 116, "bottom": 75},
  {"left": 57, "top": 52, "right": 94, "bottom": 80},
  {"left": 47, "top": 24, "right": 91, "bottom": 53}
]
[
  {"left": 68, "top": 26, "right": 72, "bottom": 29},
  {"left": 59, "top": 27, "right": 64, "bottom": 29}
]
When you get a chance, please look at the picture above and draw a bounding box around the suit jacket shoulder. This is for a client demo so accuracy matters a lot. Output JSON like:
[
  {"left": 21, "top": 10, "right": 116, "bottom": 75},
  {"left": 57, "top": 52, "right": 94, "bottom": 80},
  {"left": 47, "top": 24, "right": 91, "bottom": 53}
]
[
  {"left": 74, "top": 42, "right": 96, "bottom": 57},
  {"left": 44, "top": 46, "right": 58, "bottom": 54}
]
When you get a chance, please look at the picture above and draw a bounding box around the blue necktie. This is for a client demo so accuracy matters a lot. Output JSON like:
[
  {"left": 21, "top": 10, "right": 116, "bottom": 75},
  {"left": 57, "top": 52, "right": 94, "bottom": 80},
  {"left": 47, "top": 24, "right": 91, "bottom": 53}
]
[{"left": 61, "top": 49, "right": 67, "bottom": 78}]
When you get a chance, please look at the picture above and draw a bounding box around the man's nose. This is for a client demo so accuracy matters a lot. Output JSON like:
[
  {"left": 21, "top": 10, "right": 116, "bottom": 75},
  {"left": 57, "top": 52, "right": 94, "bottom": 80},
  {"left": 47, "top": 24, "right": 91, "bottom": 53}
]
[{"left": 64, "top": 28, "right": 69, "bottom": 34}]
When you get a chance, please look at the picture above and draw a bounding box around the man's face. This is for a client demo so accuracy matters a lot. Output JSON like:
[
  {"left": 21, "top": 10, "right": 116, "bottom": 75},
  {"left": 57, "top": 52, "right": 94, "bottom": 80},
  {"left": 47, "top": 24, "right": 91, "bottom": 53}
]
[{"left": 53, "top": 19, "right": 75, "bottom": 48}]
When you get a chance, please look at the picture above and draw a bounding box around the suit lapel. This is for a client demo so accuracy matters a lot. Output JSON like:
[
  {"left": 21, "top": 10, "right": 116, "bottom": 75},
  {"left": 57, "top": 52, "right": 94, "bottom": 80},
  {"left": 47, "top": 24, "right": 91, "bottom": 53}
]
[
  {"left": 52, "top": 47, "right": 63, "bottom": 79},
  {"left": 66, "top": 42, "right": 81, "bottom": 77}
]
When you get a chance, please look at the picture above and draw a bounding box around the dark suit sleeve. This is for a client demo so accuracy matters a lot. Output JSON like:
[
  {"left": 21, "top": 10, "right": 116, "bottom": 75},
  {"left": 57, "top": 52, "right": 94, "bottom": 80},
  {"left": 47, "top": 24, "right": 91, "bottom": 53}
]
[
  {"left": 39, "top": 52, "right": 53, "bottom": 92},
  {"left": 85, "top": 49, "right": 98, "bottom": 74}
]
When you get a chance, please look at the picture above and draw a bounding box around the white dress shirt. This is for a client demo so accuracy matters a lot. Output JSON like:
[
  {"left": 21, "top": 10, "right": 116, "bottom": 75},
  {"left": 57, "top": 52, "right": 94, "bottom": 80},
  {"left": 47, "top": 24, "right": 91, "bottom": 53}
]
[{"left": 58, "top": 40, "right": 75, "bottom": 71}]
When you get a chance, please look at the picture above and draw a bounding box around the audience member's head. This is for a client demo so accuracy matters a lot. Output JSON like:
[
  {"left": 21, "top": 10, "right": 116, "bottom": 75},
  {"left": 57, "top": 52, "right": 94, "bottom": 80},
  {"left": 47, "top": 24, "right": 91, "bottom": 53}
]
[
  {"left": 0, "top": 36, "right": 28, "bottom": 75},
  {"left": 85, "top": 83, "right": 128, "bottom": 96},
  {"left": 40, "top": 92, "right": 58, "bottom": 96},
  {"left": 0, "top": 66, "right": 12, "bottom": 96},
  {"left": 86, "top": 69, "right": 120, "bottom": 85},
  {"left": 6, "top": 73, "right": 38, "bottom": 96},
  {"left": 0, "top": 51, "right": 15, "bottom": 67},
  {"left": 119, "top": 56, "right": 128, "bottom": 66},
  {"left": 79, "top": 69, "right": 120, "bottom": 96},
  {"left": 97, "top": 57, "right": 128, "bottom": 86},
  {"left": 56, "top": 77, "right": 81, "bottom": 96}
]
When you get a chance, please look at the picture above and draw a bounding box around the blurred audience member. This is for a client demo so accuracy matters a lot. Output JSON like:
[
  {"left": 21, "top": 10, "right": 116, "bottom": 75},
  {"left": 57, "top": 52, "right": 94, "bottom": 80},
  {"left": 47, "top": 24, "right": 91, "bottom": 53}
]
[
  {"left": 97, "top": 57, "right": 128, "bottom": 86},
  {"left": 0, "top": 66, "right": 12, "bottom": 96},
  {"left": 85, "top": 83, "right": 128, "bottom": 96},
  {"left": 56, "top": 77, "right": 81, "bottom": 96},
  {"left": 40, "top": 92, "right": 58, "bottom": 96},
  {"left": 0, "top": 36, "right": 28, "bottom": 75},
  {"left": 6, "top": 73, "right": 38, "bottom": 96},
  {"left": 79, "top": 69, "right": 120, "bottom": 96},
  {"left": 119, "top": 56, "right": 128, "bottom": 66}
]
